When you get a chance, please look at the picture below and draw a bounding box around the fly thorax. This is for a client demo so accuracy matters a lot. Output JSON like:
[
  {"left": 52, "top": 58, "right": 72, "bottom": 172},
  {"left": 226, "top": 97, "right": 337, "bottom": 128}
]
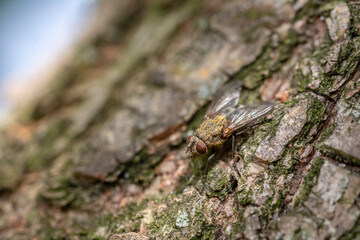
[{"left": 195, "top": 115, "right": 227, "bottom": 148}]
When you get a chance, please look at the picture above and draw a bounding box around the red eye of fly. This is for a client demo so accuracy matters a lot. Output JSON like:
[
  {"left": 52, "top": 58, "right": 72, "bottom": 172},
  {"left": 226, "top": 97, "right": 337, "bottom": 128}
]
[
  {"left": 186, "top": 136, "right": 192, "bottom": 144},
  {"left": 196, "top": 141, "right": 207, "bottom": 154}
]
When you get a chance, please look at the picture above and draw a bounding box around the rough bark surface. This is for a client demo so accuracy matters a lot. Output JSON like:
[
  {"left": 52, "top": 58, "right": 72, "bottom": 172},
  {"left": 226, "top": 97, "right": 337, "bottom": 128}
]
[{"left": 1, "top": 0, "right": 360, "bottom": 239}]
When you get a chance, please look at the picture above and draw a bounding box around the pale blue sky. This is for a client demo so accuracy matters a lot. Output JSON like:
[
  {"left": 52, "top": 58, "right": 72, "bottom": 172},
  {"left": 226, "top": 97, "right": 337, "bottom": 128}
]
[
  {"left": 0, "top": 0, "right": 95, "bottom": 116},
  {"left": 0, "top": 0, "right": 95, "bottom": 81}
]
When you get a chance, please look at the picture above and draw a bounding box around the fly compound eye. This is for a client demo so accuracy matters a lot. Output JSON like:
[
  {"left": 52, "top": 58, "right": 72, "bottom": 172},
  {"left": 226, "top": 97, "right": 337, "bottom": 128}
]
[
  {"left": 196, "top": 141, "right": 207, "bottom": 154},
  {"left": 186, "top": 135, "right": 192, "bottom": 144}
]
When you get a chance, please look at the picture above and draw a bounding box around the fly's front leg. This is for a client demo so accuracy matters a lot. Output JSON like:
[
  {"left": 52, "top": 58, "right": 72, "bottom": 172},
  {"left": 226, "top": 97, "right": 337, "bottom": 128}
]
[
  {"left": 201, "top": 154, "right": 214, "bottom": 193},
  {"left": 232, "top": 135, "right": 241, "bottom": 178}
]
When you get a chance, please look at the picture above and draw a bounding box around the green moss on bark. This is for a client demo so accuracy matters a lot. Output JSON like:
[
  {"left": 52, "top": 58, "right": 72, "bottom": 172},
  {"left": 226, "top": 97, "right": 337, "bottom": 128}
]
[
  {"left": 26, "top": 118, "right": 72, "bottom": 171},
  {"left": 294, "top": 157, "right": 324, "bottom": 207},
  {"left": 318, "top": 145, "right": 360, "bottom": 166}
]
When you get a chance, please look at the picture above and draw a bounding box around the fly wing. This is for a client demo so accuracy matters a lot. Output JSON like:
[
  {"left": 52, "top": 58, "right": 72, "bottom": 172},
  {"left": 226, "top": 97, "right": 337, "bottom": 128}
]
[
  {"left": 222, "top": 101, "right": 274, "bottom": 138},
  {"left": 205, "top": 81, "right": 242, "bottom": 120}
]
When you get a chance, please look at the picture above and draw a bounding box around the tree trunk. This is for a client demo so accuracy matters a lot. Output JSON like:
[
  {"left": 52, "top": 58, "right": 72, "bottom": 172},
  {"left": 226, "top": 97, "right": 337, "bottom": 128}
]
[{"left": 1, "top": 0, "right": 360, "bottom": 239}]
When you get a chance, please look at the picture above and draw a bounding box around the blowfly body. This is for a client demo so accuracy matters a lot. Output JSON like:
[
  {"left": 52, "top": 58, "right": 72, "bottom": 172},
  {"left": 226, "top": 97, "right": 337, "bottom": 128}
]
[{"left": 186, "top": 81, "right": 274, "bottom": 187}]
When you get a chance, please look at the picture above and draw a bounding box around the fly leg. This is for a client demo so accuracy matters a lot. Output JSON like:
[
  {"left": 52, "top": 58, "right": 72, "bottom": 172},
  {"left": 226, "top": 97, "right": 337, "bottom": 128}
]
[
  {"left": 201, "top": 154, "right": 214, "bottom": 193},
  {"left": 232, "top": 135, "right": 241, "bottom": 179}
]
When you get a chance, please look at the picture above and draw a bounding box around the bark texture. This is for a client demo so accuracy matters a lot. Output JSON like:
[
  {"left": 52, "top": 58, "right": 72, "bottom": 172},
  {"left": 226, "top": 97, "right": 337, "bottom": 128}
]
[{"left": 1, "top": 0, "right": 360, "bottom": 239}]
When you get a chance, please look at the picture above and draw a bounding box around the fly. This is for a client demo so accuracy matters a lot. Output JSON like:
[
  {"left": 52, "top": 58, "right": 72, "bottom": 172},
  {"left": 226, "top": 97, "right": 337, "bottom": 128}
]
[{"left": 186, "top": 81, "right": 274, "bottom": 190}]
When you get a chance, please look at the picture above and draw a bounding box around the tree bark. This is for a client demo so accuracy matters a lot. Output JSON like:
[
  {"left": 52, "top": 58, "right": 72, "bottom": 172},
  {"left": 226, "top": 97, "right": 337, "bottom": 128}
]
[{"left": 1, "top": 0, "right": 360, "bottom": 239}]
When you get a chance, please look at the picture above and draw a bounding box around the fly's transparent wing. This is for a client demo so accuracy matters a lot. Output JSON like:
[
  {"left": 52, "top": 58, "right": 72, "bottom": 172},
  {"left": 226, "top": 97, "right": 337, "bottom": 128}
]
[
  {"left": 222, "top": 101, "right": 274, "bottom": 138},
  {"left": 205, "top": 81, "right": 242, "bottom": 120}
]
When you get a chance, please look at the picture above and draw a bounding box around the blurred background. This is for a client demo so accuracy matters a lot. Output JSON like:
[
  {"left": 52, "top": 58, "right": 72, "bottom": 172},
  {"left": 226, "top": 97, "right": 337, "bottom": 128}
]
[{"left": 0, "top": 0, "right": 97, "bottom": 119}]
